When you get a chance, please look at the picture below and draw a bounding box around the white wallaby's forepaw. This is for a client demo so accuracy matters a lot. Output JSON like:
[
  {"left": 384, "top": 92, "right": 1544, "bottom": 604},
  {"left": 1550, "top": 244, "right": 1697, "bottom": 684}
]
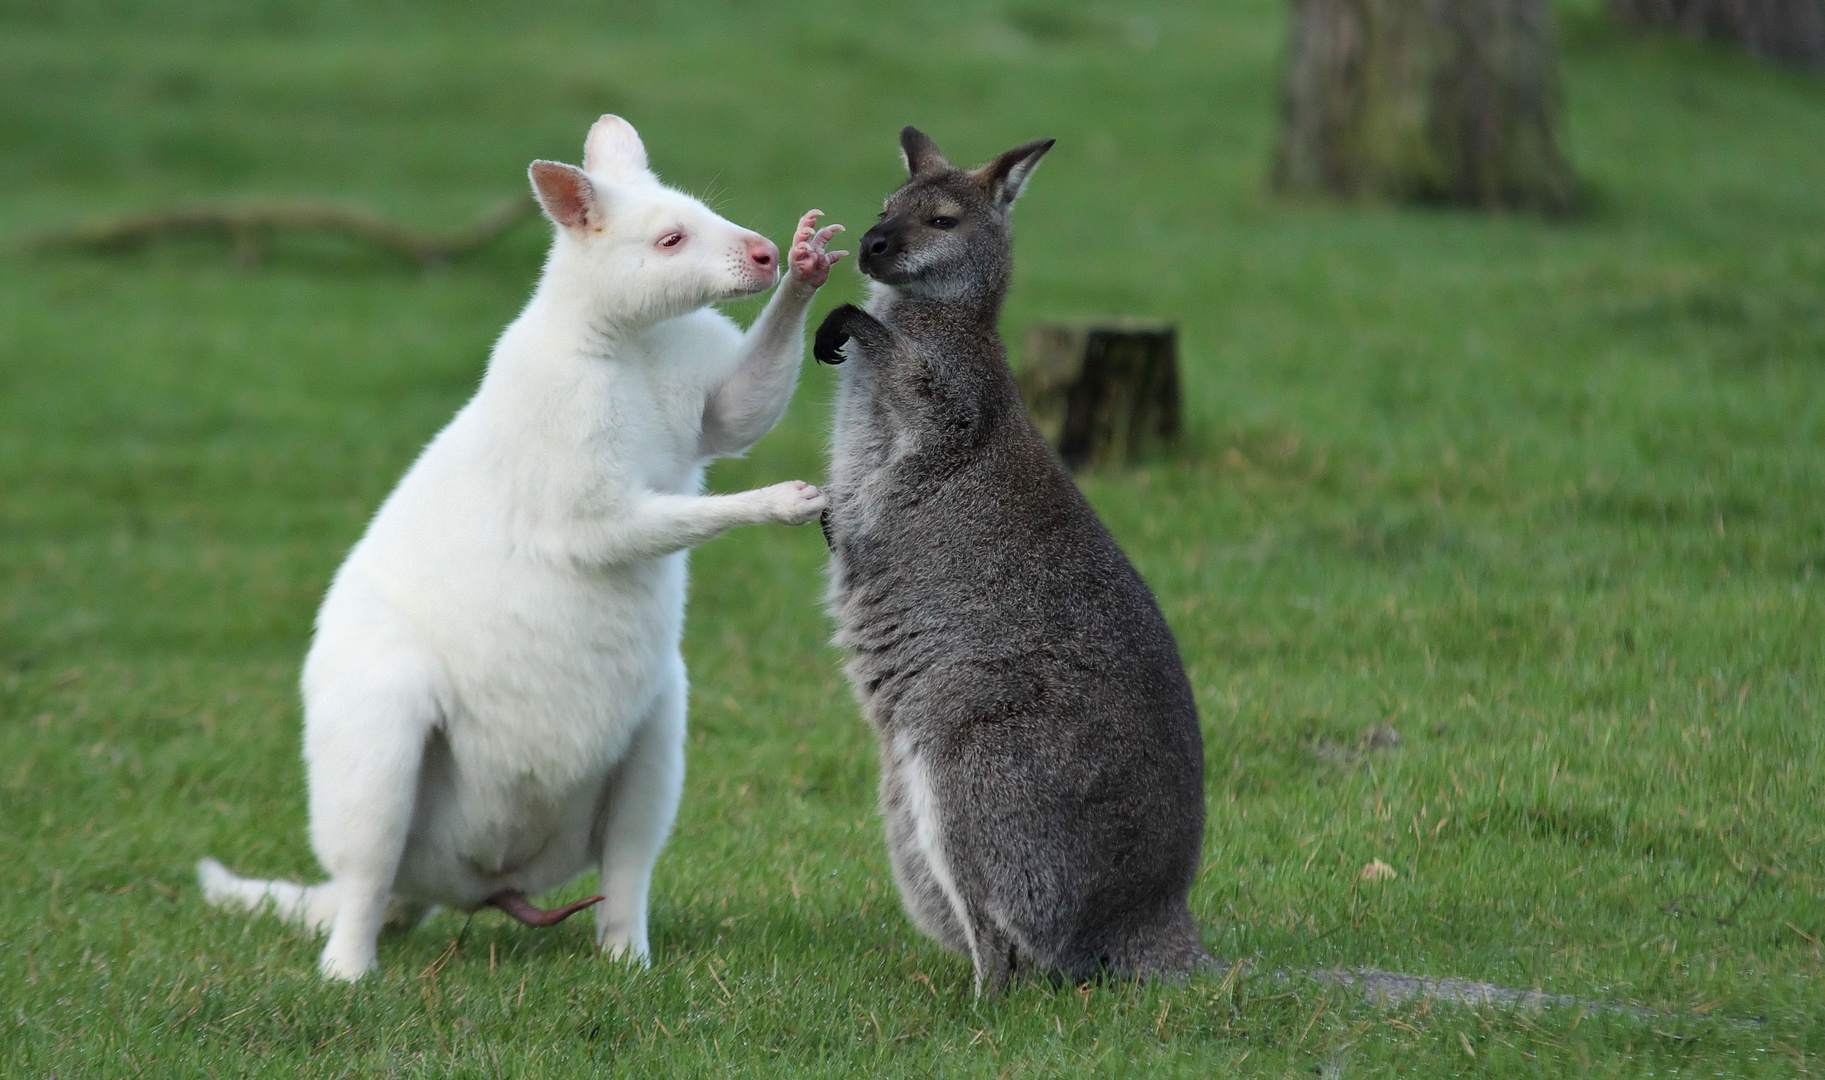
[{"left": 762, "top": 480, "right": 827, "bottom": 526}]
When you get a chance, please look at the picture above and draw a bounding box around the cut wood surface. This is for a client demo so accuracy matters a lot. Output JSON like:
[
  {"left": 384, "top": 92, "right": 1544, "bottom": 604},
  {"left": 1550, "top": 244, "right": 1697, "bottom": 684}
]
[
  {"left": 29, "top": 196, "right": 536, "bottom": 268},
  {"left": 1018, "top": 319, "right": 1181, "bottom": 470}
]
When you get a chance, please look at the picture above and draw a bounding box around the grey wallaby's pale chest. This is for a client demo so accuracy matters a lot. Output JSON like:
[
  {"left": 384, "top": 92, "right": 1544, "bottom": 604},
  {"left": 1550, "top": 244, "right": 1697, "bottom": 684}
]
[{"left": 814, "top": 128, "right": 1209, "bottom": 994}]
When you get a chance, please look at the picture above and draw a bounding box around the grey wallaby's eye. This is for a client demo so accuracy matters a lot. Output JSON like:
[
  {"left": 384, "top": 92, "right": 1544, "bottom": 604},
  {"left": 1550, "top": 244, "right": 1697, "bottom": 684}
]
[{"left": 928, "top": 216, "right": 958, "bottom": 230}]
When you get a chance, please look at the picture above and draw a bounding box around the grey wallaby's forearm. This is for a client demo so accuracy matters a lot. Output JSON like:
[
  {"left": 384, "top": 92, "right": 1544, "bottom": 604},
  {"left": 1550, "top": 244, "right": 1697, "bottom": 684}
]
[{"left": 815, "top": 304, "right": 932, "bottom": 418}]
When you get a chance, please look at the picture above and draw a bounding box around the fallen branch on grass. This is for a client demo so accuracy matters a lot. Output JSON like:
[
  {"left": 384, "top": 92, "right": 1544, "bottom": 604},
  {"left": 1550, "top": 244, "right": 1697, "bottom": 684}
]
[
  {"left": 1306, "top": 967, "right": 1649, "bottom": 1017},
  {"left": 28, "top": 195, "right": 537, "bottom": 269},
  {"left": 1218, "top": 961, "right": 1765, "bottom": 1026}
]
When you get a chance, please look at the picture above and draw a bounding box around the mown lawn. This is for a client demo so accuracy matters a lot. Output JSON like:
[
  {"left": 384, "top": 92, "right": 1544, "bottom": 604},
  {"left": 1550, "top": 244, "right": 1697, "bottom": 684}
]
[{"left": 3, "top": 0, "right": 1823, "bottom": 1075}]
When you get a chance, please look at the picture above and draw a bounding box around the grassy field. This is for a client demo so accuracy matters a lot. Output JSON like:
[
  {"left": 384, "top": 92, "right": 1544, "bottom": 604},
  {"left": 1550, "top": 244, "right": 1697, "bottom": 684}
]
[{"left": 3, "top": 0, "right": 1824, "bottom": 1075}]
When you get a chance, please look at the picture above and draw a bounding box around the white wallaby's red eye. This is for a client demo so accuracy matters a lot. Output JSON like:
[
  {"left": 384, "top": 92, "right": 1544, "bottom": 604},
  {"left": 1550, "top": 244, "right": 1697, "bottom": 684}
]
[{"left": 658, "top": 231, "right": 685, "bottom": 249}]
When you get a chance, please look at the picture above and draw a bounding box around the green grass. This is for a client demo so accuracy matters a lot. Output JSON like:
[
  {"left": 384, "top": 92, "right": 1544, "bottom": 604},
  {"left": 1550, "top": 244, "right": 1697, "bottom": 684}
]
[{"left": 4, "top": 0, "right": 1824, "bottom": 1075}]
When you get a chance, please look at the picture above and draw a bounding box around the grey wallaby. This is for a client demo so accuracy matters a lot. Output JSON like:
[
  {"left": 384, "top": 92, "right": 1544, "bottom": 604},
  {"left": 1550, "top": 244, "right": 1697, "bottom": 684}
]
[{"left": 811, "top": 127, "right": 1210, "bottom": 995}]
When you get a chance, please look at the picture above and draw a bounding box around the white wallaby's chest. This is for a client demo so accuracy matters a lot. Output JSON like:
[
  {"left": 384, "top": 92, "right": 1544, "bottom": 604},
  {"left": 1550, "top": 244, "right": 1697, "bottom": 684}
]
[{"left": 306, "top": 308, "right": 744, "bottom": 895}]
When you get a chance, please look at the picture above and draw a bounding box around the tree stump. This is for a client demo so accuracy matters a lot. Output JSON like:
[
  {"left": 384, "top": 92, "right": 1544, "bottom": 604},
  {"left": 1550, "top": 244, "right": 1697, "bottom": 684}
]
[
  {"left": 1271, "top": 0, "right": 1579, "bottom": 215},
  {"left": 1017, "top": 320, "right": 1181, "bottom": 470},
  {"left": 1612, "top": 0, "right": 1825, "bottom": 71}
]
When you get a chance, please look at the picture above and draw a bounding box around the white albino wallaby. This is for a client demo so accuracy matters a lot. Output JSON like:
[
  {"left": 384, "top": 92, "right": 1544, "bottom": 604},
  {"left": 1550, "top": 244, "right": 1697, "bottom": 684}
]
[{"left": 197, "top": 115, "right": 846, "bottom": 981}]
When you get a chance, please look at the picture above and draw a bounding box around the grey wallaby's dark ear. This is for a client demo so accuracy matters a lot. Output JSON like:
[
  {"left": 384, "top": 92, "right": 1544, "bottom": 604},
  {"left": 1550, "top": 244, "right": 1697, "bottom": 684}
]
[
  {"left": 975, "top": 138, "right": 1056, "bottom": 207},
  {"left": 900, "top": 126, "right": 949, "bottom": 178}
]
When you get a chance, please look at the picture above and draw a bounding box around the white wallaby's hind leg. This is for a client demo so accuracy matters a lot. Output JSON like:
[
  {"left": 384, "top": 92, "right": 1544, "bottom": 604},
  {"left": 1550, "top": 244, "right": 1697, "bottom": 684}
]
[
  {"left": 591, "top": 656, "right": 688, "bottom": 964},
  {"left": 303, "top": 641, "right": 442, "bottom": 982},
  {"left": 196, "top": 858, "right": 340, "bottom": 933}
]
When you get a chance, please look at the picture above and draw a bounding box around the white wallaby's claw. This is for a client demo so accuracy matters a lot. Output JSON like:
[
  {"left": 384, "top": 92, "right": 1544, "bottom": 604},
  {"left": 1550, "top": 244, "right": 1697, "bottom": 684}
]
[{"left": 789, "top": 209, "right": 844, "bottom": 289}]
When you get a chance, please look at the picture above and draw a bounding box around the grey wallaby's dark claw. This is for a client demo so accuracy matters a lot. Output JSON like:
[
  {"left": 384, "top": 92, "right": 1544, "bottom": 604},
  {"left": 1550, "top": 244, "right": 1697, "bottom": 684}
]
[{"left": 813, "top": 305, "right": 856, "bottom": 364}]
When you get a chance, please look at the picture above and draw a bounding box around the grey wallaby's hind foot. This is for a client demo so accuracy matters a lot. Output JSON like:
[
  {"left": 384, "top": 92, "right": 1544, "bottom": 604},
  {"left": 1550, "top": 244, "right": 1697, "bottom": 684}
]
[
  {"left": 1103, "top": 917, "right": 1217, "bottom": 983},
  {"left": 484, "top": 890, "right": 604, "bottom": 928},
  {"left": 821, "top": 125, "right": 1206, "bottom": 996}
]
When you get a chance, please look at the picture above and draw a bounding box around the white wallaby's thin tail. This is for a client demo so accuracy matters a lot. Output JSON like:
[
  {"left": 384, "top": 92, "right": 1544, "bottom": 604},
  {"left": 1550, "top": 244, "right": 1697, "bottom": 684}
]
[{"left": 197, "top": 857, "right": 340, "bottom": 934}]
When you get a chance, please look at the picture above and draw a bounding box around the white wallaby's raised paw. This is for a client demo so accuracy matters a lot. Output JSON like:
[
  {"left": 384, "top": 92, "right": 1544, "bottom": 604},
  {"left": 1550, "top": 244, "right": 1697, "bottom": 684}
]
[{"left": 787, "top": 209, "right": 847, "bottom": 290}]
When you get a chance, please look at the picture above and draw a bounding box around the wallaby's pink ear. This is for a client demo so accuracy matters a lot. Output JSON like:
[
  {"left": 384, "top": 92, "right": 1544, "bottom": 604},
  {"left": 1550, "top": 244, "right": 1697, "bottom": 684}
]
[
  {"left": 974, "top": 138, "right": 1056, "bottom": 208},
  {"left": 583, "top": 115, "right": 649, "bottom": 177},
  {"left": 900, "top": 126, "right": 948, "bottom": 178},
  {"left": 530, "top": 160, "right": 603, "bottom": 231}
]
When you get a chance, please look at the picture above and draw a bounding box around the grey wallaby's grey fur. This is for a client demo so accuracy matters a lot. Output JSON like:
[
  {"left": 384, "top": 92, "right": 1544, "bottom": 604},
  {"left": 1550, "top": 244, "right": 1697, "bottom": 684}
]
[{"left": 812, "top": 127, "right": 1210, "bottom": 996}]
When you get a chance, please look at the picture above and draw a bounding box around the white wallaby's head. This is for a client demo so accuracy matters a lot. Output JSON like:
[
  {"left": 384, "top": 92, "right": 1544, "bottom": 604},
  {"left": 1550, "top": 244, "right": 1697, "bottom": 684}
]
[{"left": 528, "top": 115, "right": 781, "bottom": 325}]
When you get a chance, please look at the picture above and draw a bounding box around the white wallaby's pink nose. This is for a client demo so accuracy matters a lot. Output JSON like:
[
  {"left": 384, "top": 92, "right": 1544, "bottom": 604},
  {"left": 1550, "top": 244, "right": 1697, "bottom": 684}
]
[{"left": 746, "top": 237, "right": 779, "bottom": 274}]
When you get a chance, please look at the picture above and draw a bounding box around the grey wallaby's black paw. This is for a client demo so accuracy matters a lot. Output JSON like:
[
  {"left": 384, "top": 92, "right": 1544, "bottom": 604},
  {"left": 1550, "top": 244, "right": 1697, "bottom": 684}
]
[{"left": 814, "top": 303, "right": 861, "bottom": 364}]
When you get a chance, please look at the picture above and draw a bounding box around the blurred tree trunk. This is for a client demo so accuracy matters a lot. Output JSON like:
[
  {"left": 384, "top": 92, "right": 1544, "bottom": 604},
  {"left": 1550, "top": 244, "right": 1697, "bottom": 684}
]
[
  {"left": 1272, "top": 0, "right": 1578, "bottom": 215},
  {"left": 1612, "top": 0, "right": 1825, "bottom": 71}
]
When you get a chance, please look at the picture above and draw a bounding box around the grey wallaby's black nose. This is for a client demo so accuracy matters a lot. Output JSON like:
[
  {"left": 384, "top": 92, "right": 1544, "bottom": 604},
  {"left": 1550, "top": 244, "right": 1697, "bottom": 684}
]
[{"left": 867, "top": 234, "right": 892, "bottom": 257}]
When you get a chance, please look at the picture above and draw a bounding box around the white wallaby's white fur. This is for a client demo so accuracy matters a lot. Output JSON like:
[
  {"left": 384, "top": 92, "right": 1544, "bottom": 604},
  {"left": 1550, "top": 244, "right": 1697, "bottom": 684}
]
[{"left": 197, "top": 115, "right": 847, "bottom": 981}]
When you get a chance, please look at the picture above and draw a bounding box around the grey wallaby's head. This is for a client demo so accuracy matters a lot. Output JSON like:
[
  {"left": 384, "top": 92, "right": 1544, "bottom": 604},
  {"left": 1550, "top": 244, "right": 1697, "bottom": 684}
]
[{"left": 856, "top": 127, "right": 1055, "bottom": 300}]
